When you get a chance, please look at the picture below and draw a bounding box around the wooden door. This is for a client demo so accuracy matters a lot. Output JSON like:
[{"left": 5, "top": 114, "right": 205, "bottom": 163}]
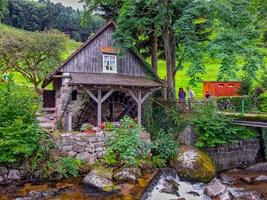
[{"left": 43, "top": 90, "right": 56, "bottom": 108}]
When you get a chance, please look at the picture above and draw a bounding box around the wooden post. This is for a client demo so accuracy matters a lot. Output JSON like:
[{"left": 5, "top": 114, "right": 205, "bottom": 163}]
[
  {"left": 129, "top": 89, "right": 152, "bottom": 126},
  {"left": 82, "top": 87, "right": 114, "bottom": 127},
  {"left": 97, "top": 89, "right": 102, "bottom": 127},
  {"left": 67, "top": 111, "right": 72, "bottom": 131}
]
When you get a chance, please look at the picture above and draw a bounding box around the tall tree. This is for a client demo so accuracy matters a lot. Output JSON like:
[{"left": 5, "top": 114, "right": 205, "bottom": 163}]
[
  {"left": 0, "top": 0, "right": 7, "bottom": 21},
  {"left": 115, "top": 0, "right": 264, "bottom": 99},
  {"left": 0, "top": 28, "right": 67, "bottom": 94}
]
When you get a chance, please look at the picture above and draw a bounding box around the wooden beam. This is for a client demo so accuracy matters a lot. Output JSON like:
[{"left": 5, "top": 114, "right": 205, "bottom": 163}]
[
  {"left": 83, "top": 88, "right": 98, "bottom": 102},
  {"left": 141, "top": 91, "right": 152, "bottom": 104},
  {"left": 128, "top": 90, "right": 138, "bottom": 103},
  {"left": 100, "top": 89, "right": 114, "bottom": 103}
]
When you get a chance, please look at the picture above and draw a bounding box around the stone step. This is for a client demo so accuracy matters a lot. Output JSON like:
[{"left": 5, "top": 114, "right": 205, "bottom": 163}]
[
  {"left": 39, "top": 122, "right": 56, "bottom": 131},
  {"left": 37, "top": 116, "right": 56, "bottom": 123},
  {"left": 42, "top": 107, "right": 57, "bottom": 114}
]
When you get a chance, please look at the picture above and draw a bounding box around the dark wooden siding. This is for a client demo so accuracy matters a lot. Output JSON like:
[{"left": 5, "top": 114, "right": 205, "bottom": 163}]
[{"left": 60, "top": 25, "right": 147, "bottom": 77}]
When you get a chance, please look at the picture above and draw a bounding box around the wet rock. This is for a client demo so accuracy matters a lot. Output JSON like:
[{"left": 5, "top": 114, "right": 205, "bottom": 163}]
[
  {"left": 15, "top": 189, "right": 58, "bottom": 200},
  {"left": 160, "top": 179, "right": 180, "bottom": 196},
  {"left": 83, "top": 171, "right": 119, "bottom": 193},
  {"left": 113, "top": 168, "right": 141, "bottom": 183},
  {"left": 204, "top": 178, "right": 226, "bottom": 198},
  {"left": 220, "top": 174, "right": 237, "bottom": 184},
  {"left": 246, "top": 162, "right": 267, "bottom": 172},
  {"left": 254, "top": 175, "right": 267, "bottom": 183},
  {"left": 177, "top": 198, "right": 185, "bottom": 200},
  {"left": 170, "top": 145, "right": 216, "bottom": 183},
  {"left": 234, "top": 192, "right": 263, "bottom": 200},
  {"left": 240, "top": 176, "right": 253, "bottom": 184},
  {"left": 8, "top": 169, "right": 21, "bottom": 180},
  {"left": 90, "top": 167, "right": 113, "bottom": 180},
  {"left": 219, "top": 190, "right": 233, "bottom": 200},
  {"left": 187, "top": 190, "right": 200, "bottom": 196}
]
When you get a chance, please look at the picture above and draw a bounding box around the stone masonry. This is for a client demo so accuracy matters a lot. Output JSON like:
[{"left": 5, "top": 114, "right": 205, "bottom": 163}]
[
  {"left": 204, "top": 138, "right": 260, "bottom": 171},
  {"left": 58, "top": 130, "right": 109, "bottom": 164}
]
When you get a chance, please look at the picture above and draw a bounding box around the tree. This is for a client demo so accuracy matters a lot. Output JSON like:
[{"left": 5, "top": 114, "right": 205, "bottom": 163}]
[
  {"left": 0, "top": 28, "right": 67, "bottom": 94},
  {"left": 115, "top": 0, "right": 264, "bottom": 99},
  {"left": 0, "top": 0, "right": 7, "bottom": 21}
]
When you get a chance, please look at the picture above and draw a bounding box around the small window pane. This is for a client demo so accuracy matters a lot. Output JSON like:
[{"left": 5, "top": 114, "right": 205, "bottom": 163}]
[{"left": 103, "top": 54, "right": 117, "bottom": 73}]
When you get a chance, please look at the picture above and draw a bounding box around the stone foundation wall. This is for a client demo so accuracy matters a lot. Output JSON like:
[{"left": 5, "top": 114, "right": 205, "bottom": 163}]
[
  {"left": 0, "top": 167, "right": 25, "bottom": 185},
  {"left": 58, "top": 130, "right": 109, "bottom": 164},
  {"left": 204, "top": 138, "right": 260, "bottom": 171}
]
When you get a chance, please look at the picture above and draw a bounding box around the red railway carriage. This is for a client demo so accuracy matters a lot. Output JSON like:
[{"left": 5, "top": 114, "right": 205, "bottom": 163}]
[{"left": 203, "top": 81, "right": 241, "bottom": 97}]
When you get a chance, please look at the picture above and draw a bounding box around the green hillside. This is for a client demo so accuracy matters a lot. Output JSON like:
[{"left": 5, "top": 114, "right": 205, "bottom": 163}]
[{"left": 0, "top": 23, "right": 82, "bottom": 86}]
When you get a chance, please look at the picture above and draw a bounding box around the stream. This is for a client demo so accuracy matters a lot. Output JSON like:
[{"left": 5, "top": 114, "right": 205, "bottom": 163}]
[{"left": 1, "top": 168, "right": 267, "bottom": 200}]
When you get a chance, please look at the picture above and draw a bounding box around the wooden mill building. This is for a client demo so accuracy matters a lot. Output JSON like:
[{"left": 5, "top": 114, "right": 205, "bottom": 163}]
[{"left": 42, "top": 21, "right": 162, "bottom": 130}]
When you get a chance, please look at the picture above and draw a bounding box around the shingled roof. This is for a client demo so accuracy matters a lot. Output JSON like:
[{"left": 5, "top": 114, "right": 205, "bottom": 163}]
[{"left": 42, "top": 21, "right": 162, "bottom": 88}]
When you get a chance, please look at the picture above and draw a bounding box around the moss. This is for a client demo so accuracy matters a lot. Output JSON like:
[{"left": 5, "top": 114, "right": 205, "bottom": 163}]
[{"left": 170, "top": 146, "right": 216, "bottom": 183}]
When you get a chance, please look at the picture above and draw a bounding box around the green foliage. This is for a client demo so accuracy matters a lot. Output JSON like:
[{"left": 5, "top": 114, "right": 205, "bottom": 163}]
[
  {"left": 217, "top": 96, "right": 255, "bottom": 113},
  {"left": 41, "top": 157, "right": 82, "bottom": 179},
  {"left": 104, "top": 116, "right": 151, "bottom": 167},
  {"left": 151, "top": 129, "right": 178, "bottom": 161},
  {"left": 150, "top": 155, "right": 166, "bottom": 168},
  {"left": 238, "top": 78, "right": 253, "bottom": 95},
  {"left": 2, "top": 0, "right": 103, "bottom": 42},
  {"left": 259, "top": 92, "right": 267, "bottom": 112},
  {"left": 0, "top": 0, "right": 7, "bottom": 21},
  {"left": 0, "top": 82, "right": 43, "bottom": 163},
  {"left": 192, "top": 101, "right": 256, "bottom": 148}
]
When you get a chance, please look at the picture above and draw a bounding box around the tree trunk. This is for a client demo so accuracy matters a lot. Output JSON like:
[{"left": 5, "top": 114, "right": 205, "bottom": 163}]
[
  {"left": 163, "top": 24, "right": 175, "bottom": 99},
  {"left": 151, "top": 32, "right": 158, "bottom": 74},
  {"left": 34, "top": 85, "right": 43, "bottom": 95}
]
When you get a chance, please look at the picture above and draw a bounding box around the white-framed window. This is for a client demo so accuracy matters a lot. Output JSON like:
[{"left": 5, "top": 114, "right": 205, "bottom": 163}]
[{"left": 103, "top": 54, "right": 117, "bottom": 73}]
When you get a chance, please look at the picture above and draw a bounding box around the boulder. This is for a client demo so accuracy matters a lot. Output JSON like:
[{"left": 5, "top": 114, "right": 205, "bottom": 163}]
[
  {"left": 83, "top": 171, "right": 119, "bottom": 193},
  {"left": 178, "top": 125, "right": 196, "bottom": 145},
  {"left": 113, "top": 168, "right": 141, "bottom": 183},
  {"left": 0, "top": 176, "right": 4, "bottom": 183},
  {"left": 8, "top": 169, "right": 21, "bottom": 180},
  {"left": 204, "top": 178, "right": 226, "bottom": 198},
  {"left": 90, "top": 167, "right": 113, "bottom": 180},
  {"left": 254, "top": 175, "right": 267, "bottom": 183},
  {"left": 240, "top": 176, "right": 253, "bottom": 184},
  {"left": 170, "top": 145, "right": 216, "bottom": 182},
  {"left": 160, "top": 179, "right": 180, "bottom": 196}
]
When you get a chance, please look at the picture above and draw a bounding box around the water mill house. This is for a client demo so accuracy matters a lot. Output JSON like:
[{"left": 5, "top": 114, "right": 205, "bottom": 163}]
[{"left": 41, "top": 21, "right": 162, "bottom": 131}]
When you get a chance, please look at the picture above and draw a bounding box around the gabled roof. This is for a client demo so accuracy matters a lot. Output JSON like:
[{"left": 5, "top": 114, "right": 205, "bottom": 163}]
[{"left": 42, "top": 20, "right": 162, "bottom": 88}]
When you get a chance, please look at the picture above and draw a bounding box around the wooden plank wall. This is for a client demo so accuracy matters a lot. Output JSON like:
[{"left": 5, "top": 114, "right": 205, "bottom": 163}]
[{"left": 60, "top": 25, "right": 147, "bottom": 77}]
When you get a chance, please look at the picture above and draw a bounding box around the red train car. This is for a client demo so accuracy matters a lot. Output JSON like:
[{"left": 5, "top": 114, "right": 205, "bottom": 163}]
[{"left": 203, "top": 81, "right": 241, "bottom": 97}]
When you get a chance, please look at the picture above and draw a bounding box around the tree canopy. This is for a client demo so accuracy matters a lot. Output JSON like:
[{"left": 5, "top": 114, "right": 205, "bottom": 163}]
[
  {"left": 114, "top": 0, "right": 265, "bottom": 98},
  {"left": 0, "top": 28, "right": 67, "bottom": 93}
]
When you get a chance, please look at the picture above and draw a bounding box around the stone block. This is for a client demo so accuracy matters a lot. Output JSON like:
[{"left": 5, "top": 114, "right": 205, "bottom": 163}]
[
  {"left": 0, "top": 167, "right": 8, "bottom": 176},
  {"left": 73, "top": 144, "right": 85, "bottom": 153},
  {"left": 95, "top": 147, "right": 103, "bottom": 152},
  {"left": 8, "top": 169, "right": 21, "bottom": 180},
  {"left": 68, "top": 151, "right": 77, "bottom": 157},
  {"left": 76, "top": 152, "right": 91, "bottom": 162},
  {"left": 61, "top": 145, "right": 73, "bottom": 152}
]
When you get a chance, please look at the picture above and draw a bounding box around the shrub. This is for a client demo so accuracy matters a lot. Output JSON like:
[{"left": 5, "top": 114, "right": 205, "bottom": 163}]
[
  {"left": 217, "top": 96, "right": 255, "bottom": 113},
  {"left": 151, "top": 129, "right": 178, "bottom": 162},
  {"left": 41, "top": 157, "right": 82, "bottom": 179},
  {"left": 104, "top": 116, "right": 151, "bottom": 167},
  {"left": 0, "top": 82, "right": 43, "bottom": 163},
  {"left": 238, "top": 78, "right": 252, "bottom": 95},
  {"left": 258, "top": 92, "right": 267, "bottom": 112},
  {"left": 192, "top": 101, "right": 256, "bottom": 148}
]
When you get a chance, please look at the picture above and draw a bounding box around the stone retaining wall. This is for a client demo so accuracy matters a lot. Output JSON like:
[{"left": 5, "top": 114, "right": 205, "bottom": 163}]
[
  {"left": 204, "top": 138, "right": 260, "bottom": 171},
  {"left": 0, "top": 167, "right": 24, "bottom": 185},
  {"left": 58, "top": 131, "right": 109, "bottom": 164}
]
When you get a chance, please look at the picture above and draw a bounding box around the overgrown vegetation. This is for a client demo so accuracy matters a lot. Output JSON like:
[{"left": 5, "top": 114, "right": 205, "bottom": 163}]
[
  {"left": 104, "top": 116, "right": 151, "bottom": 167},
  {"left": 0, "top": 81, "right": 42, "bottom": 163},
  {"left": 192, "top": 101, "right": 256, "bottom": 148}
]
